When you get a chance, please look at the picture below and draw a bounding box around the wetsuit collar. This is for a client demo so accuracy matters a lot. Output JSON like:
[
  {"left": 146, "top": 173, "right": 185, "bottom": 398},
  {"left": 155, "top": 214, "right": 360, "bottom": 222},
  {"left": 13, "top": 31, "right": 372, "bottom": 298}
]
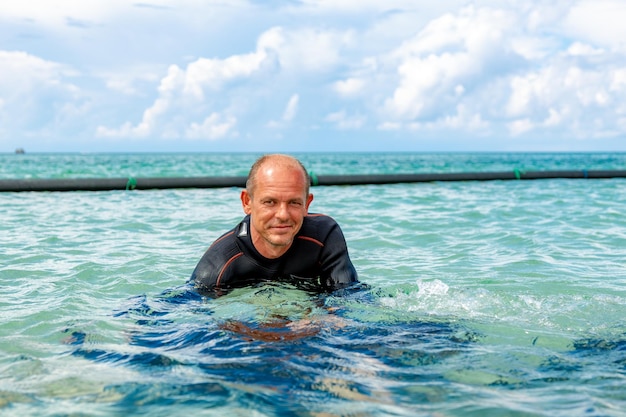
[{"left": 238, "top": 218, "right": 248, "bottom": 237}]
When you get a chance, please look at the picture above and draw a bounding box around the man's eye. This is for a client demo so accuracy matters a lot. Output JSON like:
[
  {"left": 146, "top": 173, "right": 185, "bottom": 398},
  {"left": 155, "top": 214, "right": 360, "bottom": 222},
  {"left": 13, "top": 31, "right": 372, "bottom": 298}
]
[{"left": 263, "top": 200, "right": 275, "bottom": 206}]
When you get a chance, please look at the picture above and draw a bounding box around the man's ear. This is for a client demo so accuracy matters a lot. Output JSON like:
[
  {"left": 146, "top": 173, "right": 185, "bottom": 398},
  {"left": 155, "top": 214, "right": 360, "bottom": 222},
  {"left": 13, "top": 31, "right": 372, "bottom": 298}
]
[
  {"left": 305, "top": 193, "right": 314, "bottom": 212},
  {"left": 241, "top": 190, "right": 252, "bottom": 214}
]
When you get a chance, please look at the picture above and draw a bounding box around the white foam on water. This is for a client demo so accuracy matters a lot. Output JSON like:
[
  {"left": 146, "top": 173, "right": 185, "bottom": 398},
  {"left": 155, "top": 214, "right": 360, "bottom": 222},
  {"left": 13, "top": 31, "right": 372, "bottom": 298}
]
[{"left": 416, "top": 278, "right": 450, "bottom": 296}]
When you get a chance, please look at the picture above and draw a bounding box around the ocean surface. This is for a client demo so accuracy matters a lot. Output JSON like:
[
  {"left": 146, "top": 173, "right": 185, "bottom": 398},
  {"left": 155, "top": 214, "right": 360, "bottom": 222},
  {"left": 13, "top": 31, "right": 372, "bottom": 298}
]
[{"left": 1, "top": 152, "right": 625, "bottom": 416}]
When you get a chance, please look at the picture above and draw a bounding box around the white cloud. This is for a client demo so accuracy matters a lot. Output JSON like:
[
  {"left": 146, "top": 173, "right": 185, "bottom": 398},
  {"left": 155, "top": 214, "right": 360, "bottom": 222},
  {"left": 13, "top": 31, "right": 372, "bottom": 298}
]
[
  {"left": 508, "top": 118, "right": 534, "bottom": 136},
  {"left": 502, "top": 55, "right": 626, "bottom": 139},
  {"left": 96, "top": 23, "right": 356, "bottom": 140},
  {"left": 507, "top": 63, "right": 613, "bottom": 118},
  {"left": 567, "top": 42, "right": 604, "bottom": 57},
  {"left": 325, "top": 110, "right": 365, "bottom": 130},
  {"left": 186, "top": 112, "right": 237, "bottom": 140},
  {"left": 0, "top": 0, "right": 247, "bottom": 30},
  {"left": 0, "top": 51, "right": 74, "bottom": 92},
  {"left": 319, "top": 2, "right": 626, "bottom": 142},
  {"left": 510, "top": 36, "right": 559, "bottom": 60},
  {"left": 102, "top": 68, "right": 161, "bottom": 95},
  {"left": 0, "top": 0, "right": 129, "bottom": 27},
  {"left": 333, "top": 78, "right": 365, "bottom": 97},
  {"left": 97, "top": 37, "right": 272, "bottom": 139},
  {"left": 379, "top": 103, "right": 488, "bottom": 133},
  {"left": 382, "top": 6, "right": 519, "bottom": 121},
  {"left": 506, "top": 73, "right": 538, "bottom": 118},
  {"left": 258, "top": 26, "right": 354, "bottom": 73},
  {"left": 282, "top": 94, "right": 299, "bottom": 122},
  {"left": 564, "top": 0, "right": 626, "bottom": 49},
  {"left": 179, "top": 51, "right": 270, "bottom": 99},
  {"left": 267, "top": 94, "right": 300, "bottom": 129},
  {"left": 0, "top": 51, "right": 81, "bottom": 137},
  {"left": 611, "top": 69, "right": 626, "bottom": 92},
  {"left": 294, "top": 0, "right": 469, "bottom": 16},
  {"left": 294, "top": 0, "right": 414, "bottom": 13}
]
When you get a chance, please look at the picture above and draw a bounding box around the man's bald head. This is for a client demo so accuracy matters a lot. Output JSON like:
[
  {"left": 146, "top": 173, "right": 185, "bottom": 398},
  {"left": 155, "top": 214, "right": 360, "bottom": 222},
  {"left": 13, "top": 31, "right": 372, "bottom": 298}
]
[{"left": 245, "top": 154, "right": 311, "bottom": 198}]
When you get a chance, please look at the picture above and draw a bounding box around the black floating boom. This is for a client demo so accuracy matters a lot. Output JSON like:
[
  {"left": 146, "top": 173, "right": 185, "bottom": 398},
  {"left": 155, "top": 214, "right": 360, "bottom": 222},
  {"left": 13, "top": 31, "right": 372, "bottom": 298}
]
[
  {"left": 0, "top": 176, "right": 247, "bottom": 192},
  {"left": 0, "top": 170, "right": 625, "bottom": 192}
]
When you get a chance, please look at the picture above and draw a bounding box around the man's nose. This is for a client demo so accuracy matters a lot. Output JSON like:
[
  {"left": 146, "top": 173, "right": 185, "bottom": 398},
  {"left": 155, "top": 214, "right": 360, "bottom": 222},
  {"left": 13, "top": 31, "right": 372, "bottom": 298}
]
[{"left": 275, "top": 202, "right": 289, "bottom": 219}]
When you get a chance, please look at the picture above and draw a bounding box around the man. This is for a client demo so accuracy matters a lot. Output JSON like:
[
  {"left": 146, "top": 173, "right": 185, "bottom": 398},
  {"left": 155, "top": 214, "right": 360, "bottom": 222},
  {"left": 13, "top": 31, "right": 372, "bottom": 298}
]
[{"left": 190, "top": 154, "right": 359, "bottom": 297}]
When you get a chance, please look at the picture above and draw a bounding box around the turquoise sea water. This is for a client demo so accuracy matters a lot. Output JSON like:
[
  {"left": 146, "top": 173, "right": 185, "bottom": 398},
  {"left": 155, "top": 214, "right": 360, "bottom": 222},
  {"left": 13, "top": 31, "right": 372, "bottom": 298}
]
[{"left": 1, "top": 152, "right": 625, "bottom": 416}]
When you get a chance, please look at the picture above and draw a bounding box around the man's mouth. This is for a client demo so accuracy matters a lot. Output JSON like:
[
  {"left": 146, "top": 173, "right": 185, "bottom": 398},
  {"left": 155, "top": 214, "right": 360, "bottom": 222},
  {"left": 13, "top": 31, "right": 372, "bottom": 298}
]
[{"left": 270, "top": 224, "right": 293, "bottom": 232}]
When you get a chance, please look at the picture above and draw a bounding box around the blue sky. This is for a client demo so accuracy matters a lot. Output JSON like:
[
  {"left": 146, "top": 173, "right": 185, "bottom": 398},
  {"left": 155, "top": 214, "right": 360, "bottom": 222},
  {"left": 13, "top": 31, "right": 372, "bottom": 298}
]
[{"left": 1, "top": 0, "right": 626, "bottom": 153}]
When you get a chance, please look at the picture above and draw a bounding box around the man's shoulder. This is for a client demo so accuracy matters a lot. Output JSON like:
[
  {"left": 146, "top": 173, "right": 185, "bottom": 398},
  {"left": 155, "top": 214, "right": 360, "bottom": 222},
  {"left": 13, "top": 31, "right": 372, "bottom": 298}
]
[
  {"left": 300, "top": 213, "right": 341, "bottom": 239},
  {"left": 192, "top": 223, "right": 244, "bottom": 282},
  {"left": 304, "top": 213, "right": 339, "bottom": 227},
  {"left": 207, "top": 223, "right": 244, "bottom": 254}
]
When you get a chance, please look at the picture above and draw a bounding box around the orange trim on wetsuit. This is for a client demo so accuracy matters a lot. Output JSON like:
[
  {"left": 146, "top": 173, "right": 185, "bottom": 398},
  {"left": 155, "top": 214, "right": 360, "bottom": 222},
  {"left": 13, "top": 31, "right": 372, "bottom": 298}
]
[
  {"left": 297, "top": 235, "right": 324, "bottom": 247},
  {"left": 215, "top": 252, "right": 244, "bottom": 287}
]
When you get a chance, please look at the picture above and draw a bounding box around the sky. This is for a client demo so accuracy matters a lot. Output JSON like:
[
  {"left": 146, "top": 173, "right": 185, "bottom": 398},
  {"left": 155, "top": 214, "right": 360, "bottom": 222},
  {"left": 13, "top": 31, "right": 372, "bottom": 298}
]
[{"left": 1, "top": 0, "right": 626, "bottom": 153}]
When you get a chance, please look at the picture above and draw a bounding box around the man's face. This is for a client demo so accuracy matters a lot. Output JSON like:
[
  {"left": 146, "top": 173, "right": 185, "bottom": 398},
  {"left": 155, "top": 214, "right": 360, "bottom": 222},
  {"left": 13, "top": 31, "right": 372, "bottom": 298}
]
[{"left": 241, "top": 163, "right": 313, "bottom": 259}]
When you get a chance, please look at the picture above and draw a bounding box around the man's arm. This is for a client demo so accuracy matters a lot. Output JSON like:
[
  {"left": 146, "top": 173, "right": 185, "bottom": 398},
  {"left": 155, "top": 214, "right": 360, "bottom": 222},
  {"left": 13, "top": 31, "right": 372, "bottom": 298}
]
[
  {"left": 319, "top": 221, "right": 359, "bottom": 290},
  {"left": 189, "top": 229, "right": 243, "bottom": 294}
]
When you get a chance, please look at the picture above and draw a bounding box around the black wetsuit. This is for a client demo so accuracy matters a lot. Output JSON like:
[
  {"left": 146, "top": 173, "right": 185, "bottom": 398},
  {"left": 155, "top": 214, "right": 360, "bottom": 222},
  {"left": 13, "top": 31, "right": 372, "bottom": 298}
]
[{"left": 190, "top": 214, "right": 358, "bottom": 296}]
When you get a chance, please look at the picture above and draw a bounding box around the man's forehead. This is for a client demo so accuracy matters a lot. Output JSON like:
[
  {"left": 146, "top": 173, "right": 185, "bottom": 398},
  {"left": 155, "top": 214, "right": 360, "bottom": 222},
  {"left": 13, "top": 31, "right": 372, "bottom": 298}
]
[
  {"left": 258, "top": 165, "right": 306, "bottom": 184},
  {"left": 255, "top": 182, "right": 307, "bottom": 195},
  {"left": 254, "top": 176, "right": 308, "bottom": 198}
]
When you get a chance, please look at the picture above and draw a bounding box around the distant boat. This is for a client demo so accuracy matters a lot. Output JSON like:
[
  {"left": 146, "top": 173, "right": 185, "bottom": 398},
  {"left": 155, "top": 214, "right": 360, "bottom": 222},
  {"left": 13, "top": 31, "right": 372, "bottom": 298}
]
[{"left": 15, "top": 148, "right": 25, "bottom": 154}]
